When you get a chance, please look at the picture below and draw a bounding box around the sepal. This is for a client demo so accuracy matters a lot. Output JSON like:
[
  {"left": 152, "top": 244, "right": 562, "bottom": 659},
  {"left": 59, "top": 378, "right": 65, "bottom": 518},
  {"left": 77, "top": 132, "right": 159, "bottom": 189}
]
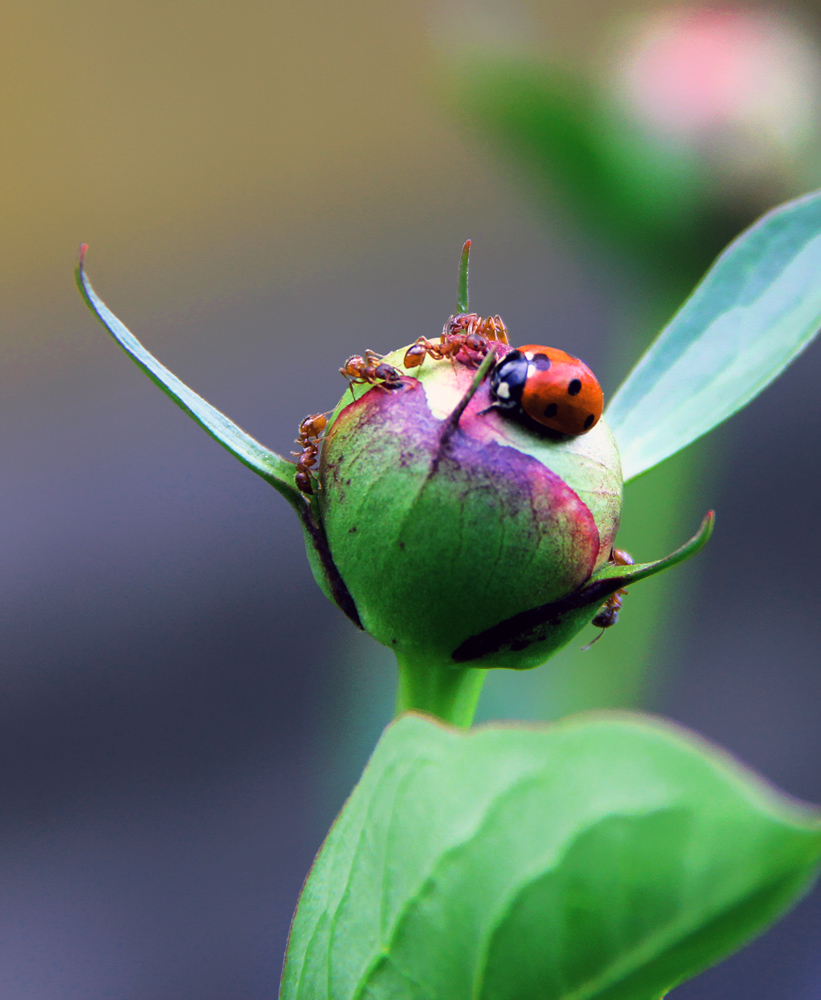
[{"left": 454, "top": 511, "right": 714, "bottom": 667}]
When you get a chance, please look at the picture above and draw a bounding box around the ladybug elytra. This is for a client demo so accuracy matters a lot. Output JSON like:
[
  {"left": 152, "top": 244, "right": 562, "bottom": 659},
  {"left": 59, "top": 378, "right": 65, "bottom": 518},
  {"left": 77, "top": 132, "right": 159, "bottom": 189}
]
[{"left": 489, "top": 344, "right": 603, "bottom": 436}]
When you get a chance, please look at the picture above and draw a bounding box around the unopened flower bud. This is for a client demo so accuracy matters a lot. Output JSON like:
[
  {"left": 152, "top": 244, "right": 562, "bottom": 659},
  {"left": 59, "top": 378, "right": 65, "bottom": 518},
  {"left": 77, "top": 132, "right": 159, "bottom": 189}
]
[
  {"left": 74, "top": 241, "right": 714, "bottom": 721},
  {"left": 316, "top": 342, "right": 623, "bottom": 671}
]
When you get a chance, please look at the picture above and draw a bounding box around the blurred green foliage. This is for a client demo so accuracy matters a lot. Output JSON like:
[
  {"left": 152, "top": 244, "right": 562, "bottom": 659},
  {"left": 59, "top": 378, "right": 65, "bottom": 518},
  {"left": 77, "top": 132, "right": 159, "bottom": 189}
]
[{"left": 444, "top": 56, "right": 761, "bottom": 287}]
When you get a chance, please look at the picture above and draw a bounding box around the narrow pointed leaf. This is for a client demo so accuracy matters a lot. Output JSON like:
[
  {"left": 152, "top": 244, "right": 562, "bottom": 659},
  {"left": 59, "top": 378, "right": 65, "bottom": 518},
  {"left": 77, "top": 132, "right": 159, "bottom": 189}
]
[
  {"left": 590, "top": 510, "right": 714, "bottom": 589},
  {"left": 607, "top": 191, "right": 821, "bottom": 481},
  {"left": 457, "top": 238, "right": 471, "bottom": 313},
  {"left": 281, "top": 713, "right": 821, "bottom": 1000},
  {"left": 75, "top": 248, "right": 301, "bottom": 504},
  {"left": 452, "top": 512, "right": 713, "bottom": 665}
]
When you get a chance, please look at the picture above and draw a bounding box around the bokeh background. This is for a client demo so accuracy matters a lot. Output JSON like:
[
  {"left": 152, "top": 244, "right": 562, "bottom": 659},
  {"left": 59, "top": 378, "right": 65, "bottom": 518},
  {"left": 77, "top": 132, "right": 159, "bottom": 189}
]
[{"left": 2, "top": 1, "right": 821, "bottom": 997}]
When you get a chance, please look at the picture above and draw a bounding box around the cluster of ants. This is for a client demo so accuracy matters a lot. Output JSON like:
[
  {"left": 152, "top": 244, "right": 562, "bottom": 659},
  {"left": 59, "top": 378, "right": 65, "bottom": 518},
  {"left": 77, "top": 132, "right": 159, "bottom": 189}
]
[
  {"left": 292, "top": 312, "right": 510, "bottom": 497},
  {"left": 402, "top": 312, "right": 509, "bottom": 369}
]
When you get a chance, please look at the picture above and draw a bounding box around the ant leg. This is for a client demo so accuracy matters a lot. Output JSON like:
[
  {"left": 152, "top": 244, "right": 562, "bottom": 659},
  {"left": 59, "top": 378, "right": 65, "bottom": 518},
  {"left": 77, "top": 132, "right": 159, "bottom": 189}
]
[{"left": 581, "top": 629, "right": 607, "bottom": 651}]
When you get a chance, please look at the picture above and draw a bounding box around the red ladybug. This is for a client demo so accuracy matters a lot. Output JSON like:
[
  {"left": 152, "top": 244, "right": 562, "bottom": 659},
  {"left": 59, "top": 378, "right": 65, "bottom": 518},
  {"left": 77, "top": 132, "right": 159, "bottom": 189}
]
[{"left": 489, "top": 345, "right": 603, "bottom": 435}]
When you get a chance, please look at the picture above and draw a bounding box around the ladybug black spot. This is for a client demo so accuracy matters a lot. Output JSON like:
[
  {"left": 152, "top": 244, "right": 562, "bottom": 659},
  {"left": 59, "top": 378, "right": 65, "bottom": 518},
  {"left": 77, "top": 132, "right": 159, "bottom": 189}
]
[
  {"left": 532, "top": 353, "right": 552, "bottom": 372},
  {"left": 584, "top": 414, "right": 595, "bottom": 429},
  {"left": 568, "top": 379, "right": 582, "bottom": 396},
  {"left": 544, "top": 403, "right": 558, "bottom": 418}
]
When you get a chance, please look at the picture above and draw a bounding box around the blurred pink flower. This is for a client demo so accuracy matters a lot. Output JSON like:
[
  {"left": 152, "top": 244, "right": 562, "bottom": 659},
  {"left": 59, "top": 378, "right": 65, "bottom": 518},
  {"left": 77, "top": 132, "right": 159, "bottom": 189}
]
[{"left": 611, "top": 7, "right": 821, "bottom": 191}]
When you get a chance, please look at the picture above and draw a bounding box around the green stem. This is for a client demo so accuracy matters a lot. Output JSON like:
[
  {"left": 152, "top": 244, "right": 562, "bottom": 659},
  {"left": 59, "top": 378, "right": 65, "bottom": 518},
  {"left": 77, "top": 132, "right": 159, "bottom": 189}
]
[{"left": 394, "top": 653, "right": 486, "bottom": 727}]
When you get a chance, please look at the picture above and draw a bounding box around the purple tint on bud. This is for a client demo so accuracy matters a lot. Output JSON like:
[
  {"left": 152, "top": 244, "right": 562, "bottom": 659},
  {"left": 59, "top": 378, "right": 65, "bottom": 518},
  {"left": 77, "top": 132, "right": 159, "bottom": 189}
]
[{"left": 316, "top": 356, "right": 622, "bottom": 670}]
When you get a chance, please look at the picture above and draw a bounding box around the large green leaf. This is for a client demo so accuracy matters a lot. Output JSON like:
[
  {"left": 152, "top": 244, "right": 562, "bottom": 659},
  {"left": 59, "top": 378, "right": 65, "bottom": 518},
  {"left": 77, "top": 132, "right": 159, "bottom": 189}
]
[
  {"left": 281, "top": 713, "right": 821, "bottom": 1000},
  {"left": 75, "top": 247, "right": 302, "bottom": 506},
  {"left": 608, "top": 191, "right": 821, "bottom": 482}
]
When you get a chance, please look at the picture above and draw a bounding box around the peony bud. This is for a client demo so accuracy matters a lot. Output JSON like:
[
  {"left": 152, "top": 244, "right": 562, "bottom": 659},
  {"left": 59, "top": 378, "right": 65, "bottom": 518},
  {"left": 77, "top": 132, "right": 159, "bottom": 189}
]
[
  {"left": 76, "top": 242, "right": 713, "bottom": 724},
  {"left": 316, "top": 341, "right": 624, "bottom": 672}
]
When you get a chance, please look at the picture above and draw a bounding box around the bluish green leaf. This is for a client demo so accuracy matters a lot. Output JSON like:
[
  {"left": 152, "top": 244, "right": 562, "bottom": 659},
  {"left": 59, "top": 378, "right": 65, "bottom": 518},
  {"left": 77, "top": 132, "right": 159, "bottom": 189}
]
[
  {"left": 608, "top": 192, "right": 821, "bottom": 482},
  {"left": 281, "top": 712, "right": 821, "bottom": 1000},
  {"left": 75, "top": 247, "right": 302, "bottom": 506}
]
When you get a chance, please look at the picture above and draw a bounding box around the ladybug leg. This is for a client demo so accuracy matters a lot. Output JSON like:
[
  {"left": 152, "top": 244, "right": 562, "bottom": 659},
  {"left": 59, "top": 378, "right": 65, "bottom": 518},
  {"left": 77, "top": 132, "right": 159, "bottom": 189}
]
[{"left": 476, "top": 402, "right": 501, "bottom": 417}]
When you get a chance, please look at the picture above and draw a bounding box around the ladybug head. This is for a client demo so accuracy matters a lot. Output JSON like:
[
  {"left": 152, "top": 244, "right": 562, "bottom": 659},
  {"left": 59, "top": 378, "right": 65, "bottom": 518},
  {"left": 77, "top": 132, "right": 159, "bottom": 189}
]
[{"left": 490, "top": 345, "right": 603, "bottom": 436}]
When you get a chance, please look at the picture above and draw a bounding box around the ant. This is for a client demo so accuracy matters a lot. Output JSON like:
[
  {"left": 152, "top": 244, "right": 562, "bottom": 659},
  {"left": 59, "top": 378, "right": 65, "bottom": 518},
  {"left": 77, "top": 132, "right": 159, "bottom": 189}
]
[
  {"left": 339, "top": 350, "right": 404, "bottom": 389},
  {"left": 451, "top": 313, "right": 509, "bottom": 345},
  {"left": 293, "top": 412, "right": 328, "bottom": 495},
  {"left": 583, "top": 547, "right": 634, "bottom": 648},
  {"left": 403, "top": 313, "right": 509, "bottom": 370}
]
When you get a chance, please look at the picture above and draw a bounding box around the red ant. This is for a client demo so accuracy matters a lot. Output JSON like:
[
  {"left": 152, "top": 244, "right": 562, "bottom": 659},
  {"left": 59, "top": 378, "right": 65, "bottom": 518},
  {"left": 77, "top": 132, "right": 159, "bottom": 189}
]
[
  {"left": 451, "top": 313, "right": 509, "bottom": 345},
  {"left": 339, "top": 350, "right": 404, "bottom": 389},
  {"left": 403, "top": 313, "right": 509, "bottom": 369},
  {"left": 293, "top": 412, "right": 328, "bottom": 495},
  {"left": 583, "top": 547, "right": 634, "bottom": 648}
]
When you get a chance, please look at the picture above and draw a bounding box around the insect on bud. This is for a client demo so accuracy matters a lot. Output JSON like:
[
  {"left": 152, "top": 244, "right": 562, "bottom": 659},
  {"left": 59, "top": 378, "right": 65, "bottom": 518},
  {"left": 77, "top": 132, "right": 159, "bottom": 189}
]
[
  {"left": 75, "top": 238, "right": 714, "bottom": 720},
  {"left": 315, "top": 330, "right": 624, "bottom": 672}
]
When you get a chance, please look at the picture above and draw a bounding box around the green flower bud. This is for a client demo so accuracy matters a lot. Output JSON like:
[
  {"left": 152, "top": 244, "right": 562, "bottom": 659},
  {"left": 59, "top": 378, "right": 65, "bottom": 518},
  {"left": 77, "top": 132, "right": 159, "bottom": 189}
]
[
  {"left": 75, "top": 242, "right": 712, "bottom": 726},
  {"left": 316, "top": 344, "right": 623, "bottom": 672}
]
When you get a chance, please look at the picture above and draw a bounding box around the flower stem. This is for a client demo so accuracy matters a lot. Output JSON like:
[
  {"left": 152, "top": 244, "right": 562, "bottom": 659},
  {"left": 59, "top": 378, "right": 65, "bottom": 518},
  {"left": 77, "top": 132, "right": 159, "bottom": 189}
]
[{"left": 394, "top": 653, "right": 486, "bottom": 727}]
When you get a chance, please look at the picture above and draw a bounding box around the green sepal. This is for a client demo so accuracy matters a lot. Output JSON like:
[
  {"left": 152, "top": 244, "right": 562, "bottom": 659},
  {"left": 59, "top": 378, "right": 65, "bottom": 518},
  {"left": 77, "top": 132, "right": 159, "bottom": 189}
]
[
  {"left": 457, "top": 238, "right": 471, "bottom": 313},
  {"left": 75, "top": 247, "right": 299, "bottom": 501},
  {"left": 75, "top": 247, "right": 361, "bottom": 627},
  {"left": 589, "top": 508, "right": 714, "bottom": 588},
  {"left": 281, "top": 712, "right": 821, "bottom": 1000},
  {"left": 453, "top": 511, "right": 714, "bottom": 666}
]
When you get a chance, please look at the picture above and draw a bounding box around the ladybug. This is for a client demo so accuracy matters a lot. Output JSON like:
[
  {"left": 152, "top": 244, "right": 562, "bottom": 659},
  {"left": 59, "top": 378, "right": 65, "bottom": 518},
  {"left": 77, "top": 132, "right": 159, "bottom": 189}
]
[{"left": 489, "top": 345, "right": 603, "bottom": 436}]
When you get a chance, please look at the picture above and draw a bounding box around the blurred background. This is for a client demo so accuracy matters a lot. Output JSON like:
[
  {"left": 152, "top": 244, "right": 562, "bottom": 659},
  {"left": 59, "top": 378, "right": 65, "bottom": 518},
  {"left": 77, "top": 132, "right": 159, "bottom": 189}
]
[{"left": 2, "top": 1, "right": 821, "bottom": 996}]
